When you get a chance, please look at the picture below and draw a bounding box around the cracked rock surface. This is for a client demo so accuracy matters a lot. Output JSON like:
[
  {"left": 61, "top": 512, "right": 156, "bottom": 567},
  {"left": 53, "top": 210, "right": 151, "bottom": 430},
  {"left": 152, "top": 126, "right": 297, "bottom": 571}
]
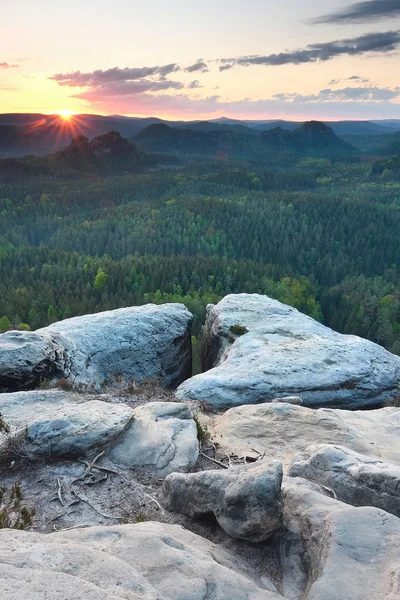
[
  {"left": 0, "top": 522, "right": 281, "bottom": 600},
  {"left": 109, "top": 401, "right": 199, "bottom": 476},
  {"left": 281, "top": 476, "right": 400, "bottom": 600},
  {"left": 176, "top": 294, "right": 400, "bottom": 409},
  {"left": 162, "top": 460, "right": 283, "bottom": 542},
  {"left": 209, "top": 402, "right": 400, "bottom": 469},
  {"left": 288, "top": 443, "right": 400, "bottom": 518}
]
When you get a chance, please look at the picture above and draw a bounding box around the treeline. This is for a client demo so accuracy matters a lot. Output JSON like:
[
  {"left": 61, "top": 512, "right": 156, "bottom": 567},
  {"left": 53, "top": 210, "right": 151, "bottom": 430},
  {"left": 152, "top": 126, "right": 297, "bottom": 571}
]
[{"left": 0, "top": 157, "right": 399, "bottom": 354}]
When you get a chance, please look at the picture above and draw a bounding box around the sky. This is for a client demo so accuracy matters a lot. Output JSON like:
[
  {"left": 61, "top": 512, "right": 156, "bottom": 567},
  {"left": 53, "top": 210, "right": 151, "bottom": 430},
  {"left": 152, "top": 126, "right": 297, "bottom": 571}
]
[{"left": 1, "top": 0, "right": 400, "bottom": 120}]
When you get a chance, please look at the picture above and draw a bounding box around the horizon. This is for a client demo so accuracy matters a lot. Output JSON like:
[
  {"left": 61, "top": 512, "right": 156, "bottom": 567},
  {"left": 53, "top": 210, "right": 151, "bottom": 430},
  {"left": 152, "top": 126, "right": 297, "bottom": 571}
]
[
  {"left": 2, "top": 111, "right": 400, "bottom": 125},
  {"left": 1, "top": 0, "right": 400, "bottom": 121}
]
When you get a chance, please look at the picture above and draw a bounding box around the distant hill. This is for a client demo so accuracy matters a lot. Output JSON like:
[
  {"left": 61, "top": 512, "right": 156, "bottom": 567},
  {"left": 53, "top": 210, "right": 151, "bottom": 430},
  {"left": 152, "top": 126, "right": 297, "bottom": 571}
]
[
  {"left": 135, "top": 120, "right": 357, "bottom": 160},
  {"left": 371, "top": 130, "right": 400, "bottom": 156},
  {"left": 1, "top": 112, "right": 398, "bottom": 158},
  {"left": 260, "top": 121, "right": 356, "bottom": 158},
  {"left": 0, "top": 131, "right": 142, "bottom": 180}
]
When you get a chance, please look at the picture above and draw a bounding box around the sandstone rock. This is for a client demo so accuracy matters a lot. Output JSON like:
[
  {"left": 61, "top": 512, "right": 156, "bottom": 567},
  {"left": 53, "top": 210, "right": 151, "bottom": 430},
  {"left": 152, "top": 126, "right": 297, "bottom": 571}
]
[
  {"left": 162, "top": 461, "right": 283, "bottom": 542},
  {"left": 109, "top": 401, "right": 199, "bottom": 476},
  {"left": 0, "top": 304, "right": 193, "bottom": 393},
  {"left": 210, "top": 402, "right": 400, "bottom": 470},
  {"left": 281, "top": 476, "right": 400, "bottom": 600},
  {"left": 0, "top": 390, "right": 134, "bottom": 457},
  {"left": 176, "top": 294, "right": 400, "bottom": 409},
  {"left": 0, "top": 330, "right": 67, "bottom": 392},
  {"left": 0, "top": 392, "right": 198, "bottom": 474},
  {"left": 272, "top": 396, "right": 303, "bottom": 405},
  {"left": 0, "top": 522, "right": 280, "bottom": 600},
  {"left": 288, "top": 444, "right": 400, "bottom": 517}
]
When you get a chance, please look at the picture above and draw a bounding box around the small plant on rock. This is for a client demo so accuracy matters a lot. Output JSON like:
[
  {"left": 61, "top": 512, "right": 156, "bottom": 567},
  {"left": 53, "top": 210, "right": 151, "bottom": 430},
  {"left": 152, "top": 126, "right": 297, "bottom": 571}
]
[
  {"left": 193, "top": 413, "right": 209, "bottom": 443},
  {"left": 0, "top": 484, "right": 36, "bottom": 529},
  {"left": 229, "top": 324, "right": 249, "bottom": 336}
]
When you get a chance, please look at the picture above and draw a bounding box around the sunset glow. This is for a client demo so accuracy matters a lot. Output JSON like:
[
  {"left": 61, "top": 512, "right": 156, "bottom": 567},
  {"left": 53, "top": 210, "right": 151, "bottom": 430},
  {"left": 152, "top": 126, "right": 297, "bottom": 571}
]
[
  {"left": 1, "top": 0, "right": 400, "bottom": 119},
  {"left": 58, "top": 109, "right": 75, "bottom": 120}
]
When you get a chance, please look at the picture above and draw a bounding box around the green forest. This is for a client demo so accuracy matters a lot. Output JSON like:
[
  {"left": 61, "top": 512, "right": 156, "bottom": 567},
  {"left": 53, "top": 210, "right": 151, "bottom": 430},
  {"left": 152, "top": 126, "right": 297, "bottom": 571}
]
[{"left": 1, "top": 146, "right": 400, "bottom": 357}]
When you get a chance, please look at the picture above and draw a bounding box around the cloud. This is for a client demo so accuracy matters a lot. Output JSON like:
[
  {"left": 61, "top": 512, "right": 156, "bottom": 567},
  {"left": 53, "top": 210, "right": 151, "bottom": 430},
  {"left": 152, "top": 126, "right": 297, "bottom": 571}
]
[
  {"left": 311, "top": 0, "right": 400, "bottom": 24},
  {"left": 273, "top": 85, "right": 400, "bottom": 103},
  {"left": 328, "top": 75, "right": 370, "bottom": 85},
  {"left": 219, "top": 30, "right": 400, "bottom": 70},
  {"left": 0, "top": 62, "right": 19, "bottom": 69},
  {"left": 188, "top": 80, "right": 203, "bottom": 89},
  {"left": 185, "top": 60, "right": 209, "bottom": 73},
  {"left": 73, "top": 79, "right": 184, "bottom": 100},
  {"left": 49, "top": 64, "right": 180, "bottom": 87}
]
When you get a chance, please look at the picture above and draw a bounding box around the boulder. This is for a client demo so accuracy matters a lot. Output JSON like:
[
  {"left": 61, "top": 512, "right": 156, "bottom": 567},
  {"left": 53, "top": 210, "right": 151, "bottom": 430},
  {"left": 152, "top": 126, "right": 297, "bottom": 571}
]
[
  {"left": 176, "top": 294, "right": 400, "bottom": 409},
  {"left": 109, "top": 401, "right": 199, "bottom": 476},
  {"left": 281, "top": 476, "right": 400, "bottom": 600},
  {"left": 0, "top": 392, "right": 197, "bottom": 474},
  {"left": 0, "top": 330, "right": 67, "bottom": 392},
  {"left": 162, "top": 461, "right": 283, "bottom": 542},
  {"left": 288, "top": 444, "right": 400, "bottom": 517},
  {"left": 0, "top": 522, "right": 280, "bottom": 600},
  {"left": 0, "top": 303, "right": 193, "bottom": 392},
  {"left": 0, "top": 390, "right": 134, "bottom": 457},
  {"left": 209, "top": 402, "right": 400, "bottom": 469}
]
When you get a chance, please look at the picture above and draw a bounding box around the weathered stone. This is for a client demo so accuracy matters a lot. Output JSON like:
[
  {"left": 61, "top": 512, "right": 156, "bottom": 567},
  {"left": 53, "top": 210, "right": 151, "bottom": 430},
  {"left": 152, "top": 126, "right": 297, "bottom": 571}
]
[
  {"left": 281, "top": 476, "right": 400, "bottom": 600},
  {"left": 0, "top": 304, "right": 193, "bottom": 393},
  {"left": 0, "top": 522, "right": 280, "bottom": 600},
  {"left": 0, "top": 330, "right": 67, "bottom": 392},
  {"left": 109, "top": 401, "right": 199, "bottom": 476},
  {"left": 162, "top": 461, "right": 283, "bottom": 542},
  {"left": 272, "top": 396, "right": 303, "bottom": 405},
  {"left": 177, "top": 294, "right": 400, "bottom": 409},
  {"left": 0, "top": 392, "right": 198, "bottom": 474},
  {"left": 288, "top": 444, "right": 400, "bottom": 517},
  {"left": 209, "top": 403, "right": 400, "bottom": 470},
  {"left": 40, "top": 303, "right": 193, "bottom": 390},
  {"left": 0, "top": 390, "right": 134, "bottom": 457}
]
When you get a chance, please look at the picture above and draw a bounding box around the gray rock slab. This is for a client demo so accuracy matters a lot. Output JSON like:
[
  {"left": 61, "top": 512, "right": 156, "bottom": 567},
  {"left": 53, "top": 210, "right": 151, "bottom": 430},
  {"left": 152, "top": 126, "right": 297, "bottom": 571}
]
[
  {"left": 177, "top": 294, "right": 400, "bottom": 409},
  {"left": 209, "top": 402, "right": 400, "bottom": 470},
  {"left": 0, "top": 522, "right": 281, "bottom": 600},
  {"left": 109, "top": 401, "right": 199, "bottom": 476}
]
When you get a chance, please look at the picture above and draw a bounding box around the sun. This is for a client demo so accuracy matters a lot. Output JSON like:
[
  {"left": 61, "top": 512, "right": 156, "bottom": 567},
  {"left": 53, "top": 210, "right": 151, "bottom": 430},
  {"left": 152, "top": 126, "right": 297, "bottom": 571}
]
[{"left": 58, "top": 109, "right": 75, "bottom": 120}]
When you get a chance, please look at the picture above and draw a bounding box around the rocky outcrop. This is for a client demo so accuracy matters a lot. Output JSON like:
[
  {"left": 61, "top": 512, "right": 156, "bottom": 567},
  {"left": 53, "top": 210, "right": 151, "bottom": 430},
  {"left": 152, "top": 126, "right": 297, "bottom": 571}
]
[
  {"left": 0, "top": 391, "right": 198, "bottom": 475},
  {"left": 109, "top": 402, "right": 199, "bottom": 476},
  {"left": 177, "top": 294, "right": 400, "bottom": 409},
  {"left": 0, "top": 304, "right": 192, "bottom": 392},
  {"left": 162, "top": 461, "right": 283, "bottom": 542},
  {"left": 209, "top": 402, "right": 400, "bottom": 469},
  {"left": 288, "top": 444, "right": 400, "bottom": 518},
  {"left": 281, "top": 476, "right": 400, "bottom": 600},
  {"left": 0, "top": 330, "right": 67, "bottom": 392},
  {"left": 0, "top": 522, "right": 280, "bottom": 600}
]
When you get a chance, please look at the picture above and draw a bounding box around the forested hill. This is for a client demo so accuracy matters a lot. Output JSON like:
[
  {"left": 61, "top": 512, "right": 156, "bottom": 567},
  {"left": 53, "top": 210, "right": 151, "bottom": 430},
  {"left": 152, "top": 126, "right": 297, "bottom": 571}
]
[
  {"left": 0, "top": 153, "right": 400, "bottom": 357},
  {"left": 134, "top": 120, "right": 357, "bottom": 159}
]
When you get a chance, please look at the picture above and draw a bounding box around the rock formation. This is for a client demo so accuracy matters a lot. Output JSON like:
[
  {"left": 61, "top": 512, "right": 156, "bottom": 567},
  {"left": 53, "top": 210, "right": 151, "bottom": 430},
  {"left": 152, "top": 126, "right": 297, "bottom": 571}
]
[
  {"left": 177, "top": 294, "right": 400, "bottom": 409},
  {"left": 0, "top": 522, "right": 280, "bottom": 600},
  {"left": 0, "top": 390, "right": 198, "bottom": 475},
  {"left": 0, "top": 304, "right": 192, "bottom": 392},
  {"left": 288, "top": 443, "right": 400, "bottom": 518},
  {"left": 0, "top": 296, "right": 399, "bottom": 600},
  {"left": 281, "top": 476, "right": 400, "bottom": 600},
  {"left": 162, "top": 460, "right": 283, "bottom": 542},
  {"left": 209, "top": 402, "right": 400, "bottom": 468}
]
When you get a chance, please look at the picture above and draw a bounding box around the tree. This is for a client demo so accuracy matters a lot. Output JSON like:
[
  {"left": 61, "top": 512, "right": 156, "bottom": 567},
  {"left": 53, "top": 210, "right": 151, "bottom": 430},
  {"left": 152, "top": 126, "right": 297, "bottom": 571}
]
[
  {"left": 94, "top": 269, "right": 108, "bottom": 290},
  {"left": 0, "top": 316, "right": 11, "bottom": 333}
]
